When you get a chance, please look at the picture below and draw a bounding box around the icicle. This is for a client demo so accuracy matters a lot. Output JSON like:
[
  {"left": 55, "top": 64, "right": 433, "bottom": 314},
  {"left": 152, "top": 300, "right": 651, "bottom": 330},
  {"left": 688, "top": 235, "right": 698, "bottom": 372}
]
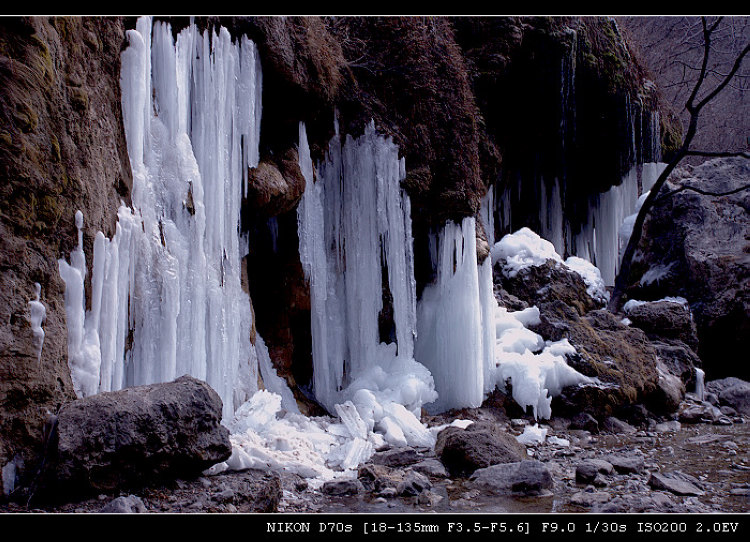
[
  {"left": 28, "top": 283, "right": 46, "bottom": 364},
  {"left": 297, "top": 120, "right": 437, "bottom": 443},
  {"left": 695, "top": 368, "right": 705, "bottom": 402}
]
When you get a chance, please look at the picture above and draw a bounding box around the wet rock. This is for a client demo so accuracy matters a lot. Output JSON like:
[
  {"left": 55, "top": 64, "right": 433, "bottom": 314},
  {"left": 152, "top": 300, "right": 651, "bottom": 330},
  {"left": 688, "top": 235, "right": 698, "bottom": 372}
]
[
  {"left": 678, "top": 402, "right": 724, "bottom": 424},
  {"left": 411, "top": 458, "right": 448, "bottom": 478},
  {"left": 321, "top": 478, "right": 362, "bottom": 496},
  {"left": 40, "top": 375, "right": 231, "bottom": 498},
  {"left": 469, "top": 460, "right": 553, "bottom": 496},
  {"left": 648, "top": 472, "right": 705, "bottom": 496},
  {"left": 601, "top": 416, "right": 637, "bottom": 434},
  {"left": 372, "top": 447, "right": 421, "bottom": 468},
  {"left": 602, "top": 450, "right": 645, "bottom": 474},
  {"left": 707, "top": 378, "right": 750, "bottom": 416},
  {"left": 649, "top": 358, "right": 686, "bottom": 415},
  {"left": 416, "top": 489, "right": 442, "bottom": 506},
  {"left": 570, "top": 412, "right": 599, "bottom": 434},
  {"left": 625, "top": 300, "right": 699, "bottom": 350},
  {"left": 435, "top": 421, "right": 526, "bottom": 477},
  {"left": 99, "top": 495, "right": 147, "bottom": 513},
  {"left": 396, "top": 471, "right": 432, "bottom": 497},
  {"left": 244, "top": 148, "right": 306, "bottom": 217},
  {"left": 575, "top": 459, "right": 614, "bottom": 483},
  {"left": 570, "top": 490, "right": 611, "bottom": 508},
  {"left": 655, "top": 420, "right": 682, "bottom": 433},
  {"left": 212, "top": 488, "right": 236, "bottom": 504}
]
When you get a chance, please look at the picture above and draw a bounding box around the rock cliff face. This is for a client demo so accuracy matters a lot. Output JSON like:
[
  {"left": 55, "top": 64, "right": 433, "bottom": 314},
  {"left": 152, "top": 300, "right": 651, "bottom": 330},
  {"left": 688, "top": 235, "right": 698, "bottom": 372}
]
[
  {"left": 0, "top": 16, "right": 670, "bottom": 476},
  {"left": 0, "top": 17, "right": 131, "bottom": 476},
  {"left": 626, "top": 158, "right": 750, "bottom": 380}
]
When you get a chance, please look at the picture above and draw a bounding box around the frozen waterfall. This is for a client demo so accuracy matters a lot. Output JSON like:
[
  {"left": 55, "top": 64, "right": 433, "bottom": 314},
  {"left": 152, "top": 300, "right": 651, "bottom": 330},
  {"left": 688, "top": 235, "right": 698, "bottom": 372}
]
[
  {"left": 296, "top": 120, "right": 437, "bottom": 446},
  {"left": 59, "top": 17, "right": 263, "bottom": 420}
]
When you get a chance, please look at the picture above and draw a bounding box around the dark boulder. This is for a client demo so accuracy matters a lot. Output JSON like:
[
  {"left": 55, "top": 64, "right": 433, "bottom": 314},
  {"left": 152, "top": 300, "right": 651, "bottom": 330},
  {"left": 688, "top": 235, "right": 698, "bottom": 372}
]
[
  {"left": 626, "top": 158, "right": 750, "bottom": 379},
  {"left": 494, "top": 259, "right": 602, "bottom": 316},
  {"left": 706, "top": 377, "right": 750, "bottom": 416},
  {"left": 38, "top": 375, "right": 231, "bottom": 499},
  {"left": 624, "top": 299, "right": 699, "bottom": 350},
  {"left": 468, "top": 460, "right": 553, "bottom": 496},
  {"left": 435, "top": 421, "right": 526, "bottom": 477},
  {"left": 534, "top": 302, "right": 662, "bottom": 418}
]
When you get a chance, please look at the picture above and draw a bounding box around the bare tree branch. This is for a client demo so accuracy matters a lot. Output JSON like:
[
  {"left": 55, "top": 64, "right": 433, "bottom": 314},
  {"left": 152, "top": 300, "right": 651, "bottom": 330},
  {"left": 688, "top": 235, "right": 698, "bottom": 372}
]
[
  {"left": 685, "top": 150, "right": 750, "bottom": 158},
  {"left": 655, "top": 181, "right": 750, "bottom": 203}
]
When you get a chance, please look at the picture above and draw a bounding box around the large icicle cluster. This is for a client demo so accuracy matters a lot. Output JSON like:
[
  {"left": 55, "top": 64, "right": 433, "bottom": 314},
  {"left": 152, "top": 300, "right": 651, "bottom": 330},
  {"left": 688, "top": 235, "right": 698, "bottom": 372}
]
[
  {"left": 296, "top": 120, "right": 437, "bottom": 447},
  {"left": 55, "top": 17, "right": 615, "bottom": 486},
  {"left": 59, "top": 17, "right": 263, "bottom": 420}
]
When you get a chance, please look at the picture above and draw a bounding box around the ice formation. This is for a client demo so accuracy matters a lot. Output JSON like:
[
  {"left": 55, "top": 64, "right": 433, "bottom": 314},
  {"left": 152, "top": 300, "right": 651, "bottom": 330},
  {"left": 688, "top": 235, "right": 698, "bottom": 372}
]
[
  {"left": 492, "top": 227, "right": 609, "bottom": 304},
  {"left": 416, "top": 217, "right": 486, "bottom": 412},
  {"left": 27, "top": 282, "right": 46, "bottom": 364},
  {"left": 694, "top": 368, "right": 705, "bottom": 401},
  {"left": 496, "top": 161, "right": 668, "bottom": 287},
  {"left": 296, "top": 120, "right": 437, "bottom": 446},
  {"left": 59, "top": 17, "right": 263, "bottom": 419},
  {"left": 516, "top": 423, "right": 548, "bottom": 445},
  {"left": 55, "top": 16, "right": 604, "bottom": 486}
]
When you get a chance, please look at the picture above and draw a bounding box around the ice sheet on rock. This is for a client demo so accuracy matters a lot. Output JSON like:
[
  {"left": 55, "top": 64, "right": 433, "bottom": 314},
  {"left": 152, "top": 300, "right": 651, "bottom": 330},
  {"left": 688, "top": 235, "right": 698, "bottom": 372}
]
[
  {"left": 516, "top": 423, "right": 548, "bottom": 445},
  {"left": 638, "top": 262, "right": 676, "bottom": 287},
  {"left": 28, "top": 283, "right": 46, "bottom": 364},
  {"left": 493, "top": 306, "right": 591, "bottom": 420},
  {"left": 563, "top": 256, "right": 610, "bottom": 303},
  {"left": 257, "top": 334, "right": 300, "bottom": 415}
]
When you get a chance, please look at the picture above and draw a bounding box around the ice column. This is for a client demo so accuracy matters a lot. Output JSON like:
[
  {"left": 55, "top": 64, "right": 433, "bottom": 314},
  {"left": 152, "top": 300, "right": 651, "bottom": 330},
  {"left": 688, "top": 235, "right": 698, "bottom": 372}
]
[{"left": 415, "top": 217, "right": 485, "bottom": 412}]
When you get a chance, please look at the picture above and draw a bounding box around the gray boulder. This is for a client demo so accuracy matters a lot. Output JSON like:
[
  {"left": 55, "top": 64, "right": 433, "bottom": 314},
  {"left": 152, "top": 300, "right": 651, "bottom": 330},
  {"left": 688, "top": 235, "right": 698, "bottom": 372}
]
[
  {"left": 648, "top": 471, "right": 705, "bottom": 496},
  {"left": 321, "top": 478, "right": 362, "bottom": 496},
  {"left": 627, "top": 158, "right": 750, "bottom": 379},
  {"left": 435, "top": 421, "right": 526, "bottom": 477},
  {"left": 396, "top": 470, "right": 432, "bottom": 496},
  {"left": 469, "top": 460, "right": 553, "bottom": 496},
  {"left": 625, "top": 300, "right": 699, "bottom": 350},
  {"left": 99, "top": 495, "right": 147, "bottom": 513},
  {"left": 42, "top": 375, "right": 231, "bottom": 497},
  {"left": 602, "top": 450, "right": 645, "bottom": 474},
  {"left": 706, "top": 377, "right": 750, "bottom": 416}
]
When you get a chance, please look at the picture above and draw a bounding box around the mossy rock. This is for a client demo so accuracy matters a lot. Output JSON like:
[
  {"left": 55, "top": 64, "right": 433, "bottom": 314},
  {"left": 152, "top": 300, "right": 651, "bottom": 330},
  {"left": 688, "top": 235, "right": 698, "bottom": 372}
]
[
  {"left": 70, "top": 87, "right": 89, "bottom": 112},
  {"left": 14, "top": 101, "right": 39, "bottom": 133}
]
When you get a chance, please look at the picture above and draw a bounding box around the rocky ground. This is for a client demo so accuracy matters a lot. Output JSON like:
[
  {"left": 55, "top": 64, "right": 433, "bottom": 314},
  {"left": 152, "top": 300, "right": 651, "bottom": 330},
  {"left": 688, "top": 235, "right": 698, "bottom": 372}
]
[{"left": 1, "top": 389, "right": 747, "bottom": 515}]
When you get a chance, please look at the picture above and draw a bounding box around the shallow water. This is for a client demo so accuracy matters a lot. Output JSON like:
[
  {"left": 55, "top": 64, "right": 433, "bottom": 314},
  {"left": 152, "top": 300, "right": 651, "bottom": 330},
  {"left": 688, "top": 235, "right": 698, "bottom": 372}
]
[{"left": 311, "top": 420, "right": 749, "bottom": 514}]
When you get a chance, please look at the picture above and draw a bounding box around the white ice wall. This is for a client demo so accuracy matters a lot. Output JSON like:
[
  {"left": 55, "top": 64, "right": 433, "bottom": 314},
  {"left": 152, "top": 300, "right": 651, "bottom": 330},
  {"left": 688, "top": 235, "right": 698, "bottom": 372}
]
[{"left": 59, "top": 17, "right": 263, "bottom": 420}]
